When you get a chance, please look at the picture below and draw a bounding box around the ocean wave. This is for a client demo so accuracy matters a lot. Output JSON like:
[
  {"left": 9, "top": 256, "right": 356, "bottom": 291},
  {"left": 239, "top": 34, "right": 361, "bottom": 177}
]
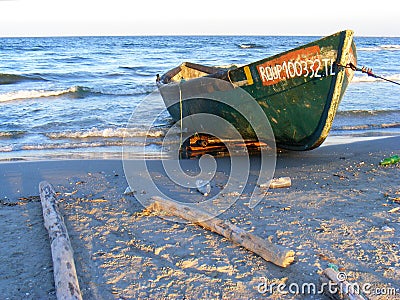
[
  {"left": 0, "top": 130, "right": 26, "bottom": 138},
  {"left": 358, "top": 44, "right": 400, "bottom": 51},
  {"left": 0, "top": 141, "right": 122, "bottom": 153},
  {"left": 0, "top": 145, "right": 13, "bottom": 152},
  {"left": 351, "top": 73, "right": 400, "bottom": 83},
  {"left": 0, "top": 73, "right": 47, "bottom": 85},
  {"left": 337, "top": 109, "right": 400, "bottom": 117},
  {"left": 20, "top": 141, "right": 124, "bottom": 151},
  {"left": 380, "top": 44, "right": 400, "bottom": 50},
  {"left": 119, "top": 66, "right": 155, "bottom": 77},
  {"left": 0, "top": 140, "right": 160, "bottom": 153},
  {"left": 119, "top": 66, "right": 143, "bottom": 71},
  {"left": 0, "top": 84, "right": 155, "bottom": 103},
  {"left": 45, "top": 127, "right": 166, "bottom": 139},
  {"left": 335, "top": 123, "right": 400, "bottom": 131},
  {"left": 0, "top": 86, "right": 91, "bottom": 102},
  {"left": 238, "top": 43, "right": 264, "bottom": 49}
]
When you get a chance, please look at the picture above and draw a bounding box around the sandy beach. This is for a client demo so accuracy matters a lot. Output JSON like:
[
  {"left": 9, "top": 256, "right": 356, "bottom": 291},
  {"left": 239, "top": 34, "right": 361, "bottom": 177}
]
[{"left": 0, "top": 135, "right": 399, "bottom": 299}]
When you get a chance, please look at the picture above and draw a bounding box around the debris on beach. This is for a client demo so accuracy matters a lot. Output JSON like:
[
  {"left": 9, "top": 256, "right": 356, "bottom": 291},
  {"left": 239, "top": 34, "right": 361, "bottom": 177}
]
[
  {"left": 388, "top": 207, "right": 400, "bottom": 213},
  {"left": 270, "top": 177, "right": 292, "bottom": 188},
  {"left": 379, "top": 154, "right": 399, "bottom": 166},
  {"left": 196, "top": 179, "right": 211, "bottom": 196},
  {"left": 327, "top": 263, "right": 339, "bottom": 271},
  {"left": 259, "top": 177, "right": 292, "bottom": 189},
  {"left": 0, "top": 195, "right": 41, "bottom": 207},
  {"left": 384, "top": 190, "right": 400, "bottom": 204},
  {"left": 148, "top": 197, "right": 295, "bottom": 267},
  {"left": 39, "top": 181, "right": 82, "bottom": 300},
  {"left": 320, "top": 267, "right": 367, "bottom": 300},
  {"left": 64, "top": 190, "right": 77, "bottom": 196},
  {"left": 123, "top": 186, "right": 135, "bottom": 195},
  {"left": 382, "top": 225, "right": 395, "bottom": 233},
  {"left": 18, "top": 195, "right": 41, "bottom": 202}
]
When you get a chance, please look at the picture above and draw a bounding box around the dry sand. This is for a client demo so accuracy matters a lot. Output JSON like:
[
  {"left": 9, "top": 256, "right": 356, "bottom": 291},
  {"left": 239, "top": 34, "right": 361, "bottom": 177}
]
[{"left": 0, "top": 136, "right": 399, "bottom": 299}]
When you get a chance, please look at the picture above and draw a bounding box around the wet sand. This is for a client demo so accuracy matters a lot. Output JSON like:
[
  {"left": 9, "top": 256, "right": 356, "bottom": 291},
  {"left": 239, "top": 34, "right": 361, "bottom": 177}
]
[{"left": 0, "top": 136, "right": 399, "bottom": 299}]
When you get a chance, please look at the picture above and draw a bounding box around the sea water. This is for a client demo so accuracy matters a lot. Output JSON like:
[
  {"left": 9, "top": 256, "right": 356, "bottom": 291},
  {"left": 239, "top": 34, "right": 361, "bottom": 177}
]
[{"left": 0, "top": 35, "right": 399, "bottom": 160}]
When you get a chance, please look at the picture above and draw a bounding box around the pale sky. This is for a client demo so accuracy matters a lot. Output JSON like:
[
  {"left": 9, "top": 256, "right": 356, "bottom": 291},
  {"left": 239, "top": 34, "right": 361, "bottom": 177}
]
[{"left": 0, "top": 0, "right": 399, "bottom": 37}]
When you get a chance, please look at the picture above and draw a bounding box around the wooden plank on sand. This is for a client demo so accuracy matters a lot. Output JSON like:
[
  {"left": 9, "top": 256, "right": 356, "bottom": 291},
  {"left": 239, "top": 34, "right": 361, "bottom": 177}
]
[
  {"left": 148, "top": 197, "right": 295, "bottom": 268},
  {"left": 39, "top": 181, "right": 82, "bottom": 300}
]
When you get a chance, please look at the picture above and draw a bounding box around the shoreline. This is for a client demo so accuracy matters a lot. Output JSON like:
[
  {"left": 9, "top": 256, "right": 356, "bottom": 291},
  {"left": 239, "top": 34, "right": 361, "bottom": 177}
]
[
  {"left": 1, "top": 135, "right": 399, "bottom": 299},
  {"left": 0, "top": 133, "right": 398, "bottom": 163}
]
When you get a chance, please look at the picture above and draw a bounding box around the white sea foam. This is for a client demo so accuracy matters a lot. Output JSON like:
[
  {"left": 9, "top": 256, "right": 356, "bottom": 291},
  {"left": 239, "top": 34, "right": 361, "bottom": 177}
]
[
  {"left": 0, "top": 86, "right": 79, "bottom": 102},
  {"left": 0, "top": 145, "right": 13, "bottom": 152},
  {"left": 358, "top": 47, "right": 382, "bottom": 52},
  {"left": 351, "top": 73, "right": 400, "bottom": 83},
  {"left": 336, "top": 123, "right": 400, "bottom": 131},
  {"left": 46, "top": 127, "right": 166, "bottom": 139},
  {"left": 0, "top": 132, "right": 14, "bottom": 137},
  {"left": 0, "top": 140, "right": 160, "bottom": 152},
  {"left": 358, "top": 45, "right": 400, "bottom": 51},
  {"left": 381, "top": 44, "right": 400, "bottom": 50},
  {"left": 20, "top": 141, "right": 118, "bottom": 151}
]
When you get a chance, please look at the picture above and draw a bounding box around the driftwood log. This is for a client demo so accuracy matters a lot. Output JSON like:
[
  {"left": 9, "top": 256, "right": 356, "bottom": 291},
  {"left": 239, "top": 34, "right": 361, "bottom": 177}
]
[
  {"left": 320, "top": 268, "right": 367, "bottom": 300},
  {"left": 148, "top": 197, "right": 295, "bottom": 267},
  {"left": 39, "top": 181, "right": 82, "bottom": 300}
]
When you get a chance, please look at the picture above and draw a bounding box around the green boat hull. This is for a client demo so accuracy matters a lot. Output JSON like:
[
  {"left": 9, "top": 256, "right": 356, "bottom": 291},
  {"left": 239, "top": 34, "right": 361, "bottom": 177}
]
[{"left": 158, "top": 30, "right": 357, "bottom": 151}]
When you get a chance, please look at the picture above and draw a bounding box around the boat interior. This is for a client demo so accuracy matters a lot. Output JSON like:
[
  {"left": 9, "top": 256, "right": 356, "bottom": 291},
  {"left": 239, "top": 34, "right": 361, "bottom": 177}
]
[{"left": 161, "top": 62, "right": 227, "bottom": 83}]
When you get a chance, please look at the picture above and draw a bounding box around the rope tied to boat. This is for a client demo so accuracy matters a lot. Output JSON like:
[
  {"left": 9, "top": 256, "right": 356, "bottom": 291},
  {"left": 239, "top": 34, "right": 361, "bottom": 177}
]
[
  {"left": 337, "top": 62, "right": 400, "bottom": 86},
  {"left": 179, "top": 80, "right": 183, "bottom": 147}
]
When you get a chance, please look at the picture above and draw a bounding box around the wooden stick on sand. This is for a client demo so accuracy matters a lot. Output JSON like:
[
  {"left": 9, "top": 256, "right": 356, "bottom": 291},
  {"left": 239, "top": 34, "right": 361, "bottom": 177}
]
[
  {"left": 39, "top": 181, "right": 82, "bottom": 300},
  {"left": 148, "top": 197, "right": 295, "bottom": 268},
  {"left": 320, "top": 268, "right": 367, "bottom": 300}
]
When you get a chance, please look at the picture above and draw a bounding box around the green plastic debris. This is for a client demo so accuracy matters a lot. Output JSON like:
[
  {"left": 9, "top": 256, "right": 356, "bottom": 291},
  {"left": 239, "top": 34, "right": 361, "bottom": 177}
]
[
  {"left": 380, "top": 155, "right": 400, "bottom": 166},
  {"left": 327, "top": 263, "right": 339, "bottom": 271}
]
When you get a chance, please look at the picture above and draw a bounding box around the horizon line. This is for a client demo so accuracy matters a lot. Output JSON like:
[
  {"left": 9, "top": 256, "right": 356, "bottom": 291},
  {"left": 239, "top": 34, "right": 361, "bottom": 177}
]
[{"left": 1, "top": 32, "right": 399, "bottom": 39}]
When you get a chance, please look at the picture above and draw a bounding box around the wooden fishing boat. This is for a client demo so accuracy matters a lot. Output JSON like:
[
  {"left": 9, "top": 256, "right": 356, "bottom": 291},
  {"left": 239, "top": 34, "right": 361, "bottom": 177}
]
[{"left": 157, "top": 30, "right": 357, "bottom": 151}]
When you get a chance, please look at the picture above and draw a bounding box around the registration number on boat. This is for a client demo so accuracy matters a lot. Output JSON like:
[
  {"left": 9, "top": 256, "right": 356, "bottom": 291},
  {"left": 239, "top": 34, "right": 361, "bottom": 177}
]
[{"left": 256, "top": 46, "right": 337, "bottom": 86}]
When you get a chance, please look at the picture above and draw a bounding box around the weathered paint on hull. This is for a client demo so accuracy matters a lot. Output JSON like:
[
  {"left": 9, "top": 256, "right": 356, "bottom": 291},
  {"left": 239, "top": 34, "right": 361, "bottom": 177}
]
[{"left": 159, "top": 30, "right": 356, "bottom": 151}]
